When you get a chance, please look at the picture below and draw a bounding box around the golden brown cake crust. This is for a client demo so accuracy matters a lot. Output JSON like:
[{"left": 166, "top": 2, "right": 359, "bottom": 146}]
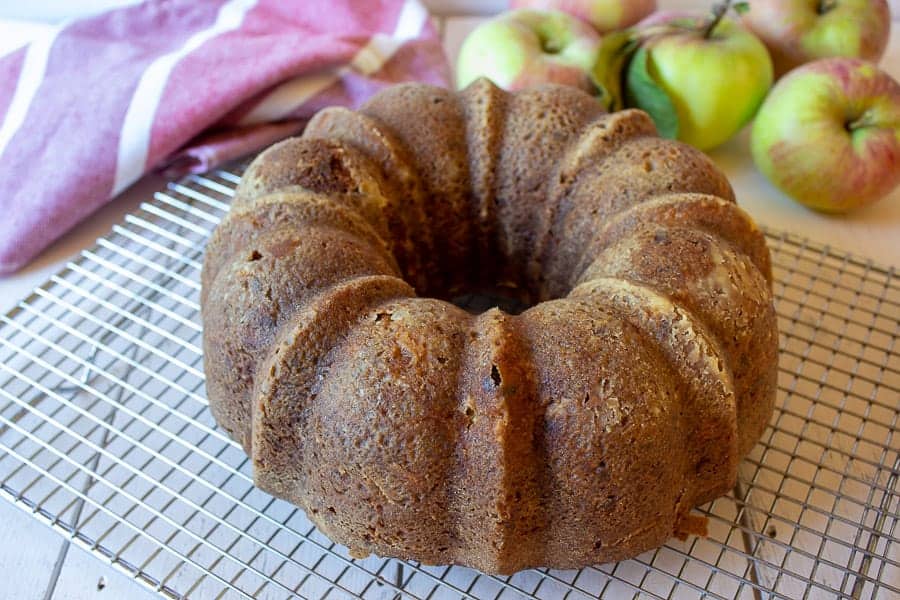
[{"left": 201, "top": 79, "right": 779, "bottom": 575}]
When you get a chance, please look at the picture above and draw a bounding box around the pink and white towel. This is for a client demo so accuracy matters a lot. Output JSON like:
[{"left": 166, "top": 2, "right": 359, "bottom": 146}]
[{"left": 0, "top": 0, "right": 451, "bottom": 274}]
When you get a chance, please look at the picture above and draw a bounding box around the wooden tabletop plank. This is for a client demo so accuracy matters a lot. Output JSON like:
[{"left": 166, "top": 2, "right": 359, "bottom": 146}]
[
  {"left": 51, "top": 544, "right": 158, "bottom": 600},
  {"left": 0, "top": 500, "right": 66, "bottom": 599}
]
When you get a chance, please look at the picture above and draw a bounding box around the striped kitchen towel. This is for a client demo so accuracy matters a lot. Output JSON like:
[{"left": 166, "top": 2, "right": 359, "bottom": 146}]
[{"left": 0, "top": 0, "right": 450, "bottom": 274}]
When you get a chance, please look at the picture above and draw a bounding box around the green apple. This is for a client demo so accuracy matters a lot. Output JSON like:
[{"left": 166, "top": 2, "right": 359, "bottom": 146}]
[
  {"left": 741, "top": 0, "right": 891, "bottom": 77},
  {"left": 456, "top": 9, "right": 601, "bottom": 93},
  {"left": 625, "top": 14, "right": 773, "bottom": 151},
  {"left": 751, "top": 58, "right": 900, "bottom": 213},
  {"left": 509, "top": 0, "right": 656, "bottom": 33}
]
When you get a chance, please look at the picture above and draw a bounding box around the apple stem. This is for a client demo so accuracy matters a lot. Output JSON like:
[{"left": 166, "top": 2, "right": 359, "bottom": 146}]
[
  {"left": 846, "top": 112, "right": 874, "bottom": 131},
  {"left": 702, "top": 0, "right": 733, "bottom": 39}
]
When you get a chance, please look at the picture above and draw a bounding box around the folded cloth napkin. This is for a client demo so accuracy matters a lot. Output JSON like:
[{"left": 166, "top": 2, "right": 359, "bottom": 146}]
[{"left": 0, "top": 0, "right": 450, "bottom": 274}]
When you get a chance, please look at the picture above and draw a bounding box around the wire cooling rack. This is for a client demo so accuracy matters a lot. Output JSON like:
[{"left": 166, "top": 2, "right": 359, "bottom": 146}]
[{"left": 0, "top": 167, "right": 897, "bottom": 600}]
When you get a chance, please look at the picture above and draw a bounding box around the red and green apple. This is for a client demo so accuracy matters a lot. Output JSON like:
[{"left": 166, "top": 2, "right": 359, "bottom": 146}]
[
  {"left": 625, "top": 13, "right": 773, "bottom": 150},
  {"left": 456, "top": 9, "right": 602, "bottom": 93},
  {"left": 751, "top": 58, "right": 900, "bottom": 212},
  {"left": 509, "top": 0, "right": 657, "bottom": 33},
  {"left": 741, "top": 0, "right": 891, "bottom": 77}
]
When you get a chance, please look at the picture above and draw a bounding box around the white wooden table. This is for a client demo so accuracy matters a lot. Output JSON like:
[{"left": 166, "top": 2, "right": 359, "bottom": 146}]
[{"left": 0, "top": 1, "right": 898, "bottom": 598}]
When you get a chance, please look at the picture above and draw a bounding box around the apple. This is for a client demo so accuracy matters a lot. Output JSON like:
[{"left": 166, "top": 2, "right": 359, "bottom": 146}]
[
  {"left": 509, "top": 0, "right": 656, "bottom": 33},
  {"left": 741, "top": 0, "right": 891, "bottom": 77},
  {"left": 625, "top": 13, "right": 773, "bottom": 150},
  {"left": 751, "top": 58, "right": 900, "bottom": 213},
  {"left": 635, "top": 9, "right": 697, "bottom": 28},
  {"left": 456, "top": 9, "right": 601, "bottom": 93}
]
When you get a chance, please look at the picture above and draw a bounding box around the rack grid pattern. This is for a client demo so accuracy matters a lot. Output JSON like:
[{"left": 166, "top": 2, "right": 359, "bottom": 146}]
[{"left": 0, "top": 167, "right": 897, "bottom": 599}]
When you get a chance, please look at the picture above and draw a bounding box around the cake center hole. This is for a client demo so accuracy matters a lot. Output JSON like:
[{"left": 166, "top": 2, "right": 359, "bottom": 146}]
[{"left": 451, "top": 285, "right": 532, "bottom": 315}]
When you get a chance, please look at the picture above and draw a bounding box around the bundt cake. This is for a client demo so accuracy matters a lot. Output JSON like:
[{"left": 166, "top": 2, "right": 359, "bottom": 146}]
[{"left": 201, "top": 78, "right": 778, "bottom": 575}]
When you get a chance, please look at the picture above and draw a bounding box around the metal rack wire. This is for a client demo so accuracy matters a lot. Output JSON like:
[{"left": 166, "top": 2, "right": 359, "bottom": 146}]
[{"left": 0, "top": 166, "right": 896, "bottom": 599}]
